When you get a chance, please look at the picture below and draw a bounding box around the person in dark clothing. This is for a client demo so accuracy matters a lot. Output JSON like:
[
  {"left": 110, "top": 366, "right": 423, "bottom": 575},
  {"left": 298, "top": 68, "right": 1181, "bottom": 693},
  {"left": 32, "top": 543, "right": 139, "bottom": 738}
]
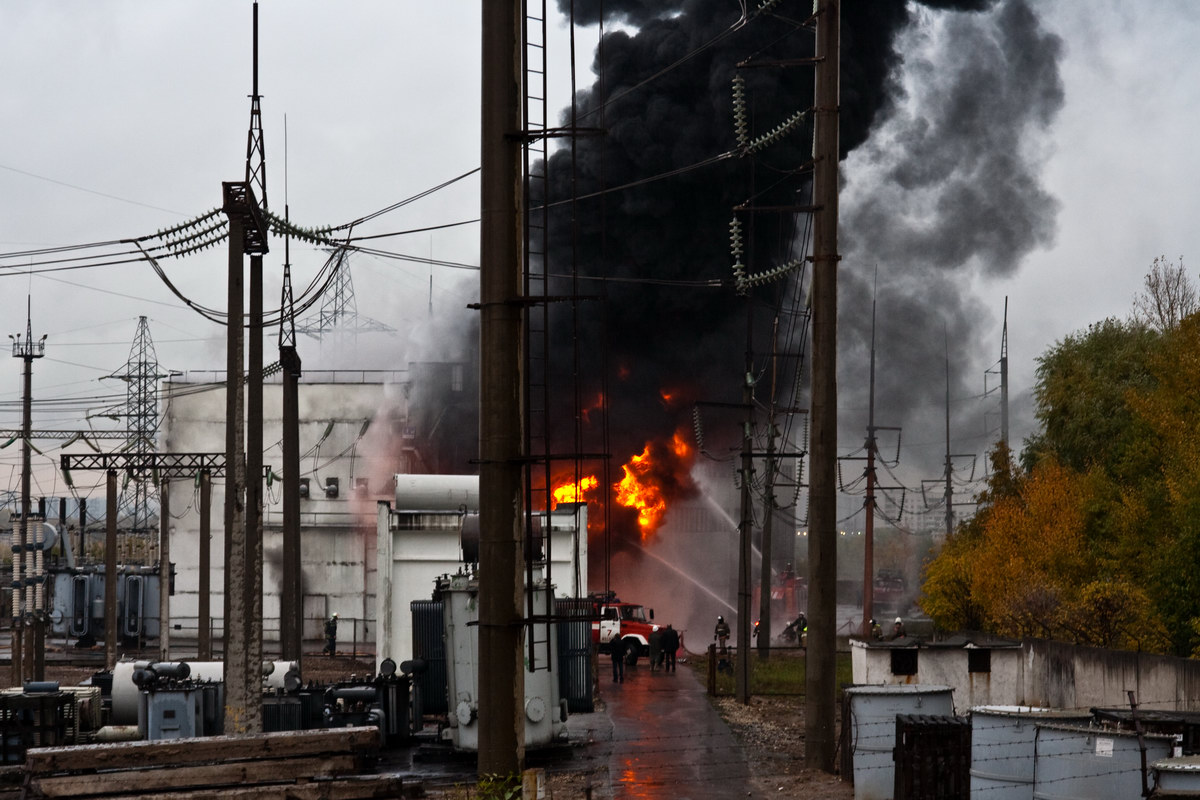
[
  {"left": 661, "top": 625, "right": 680, "bottom": 672},
  {"left": 610, "top": 634, "right": 627, "bottom": 682},
  {"left": 648, "top": 628, "right": 663, "bottom": 672},
  {"left": 714, "top": 615, "right": 731, "bottom": 652},
  {"left": 323, "top": 613, "right": 339, "bottom": 655}
]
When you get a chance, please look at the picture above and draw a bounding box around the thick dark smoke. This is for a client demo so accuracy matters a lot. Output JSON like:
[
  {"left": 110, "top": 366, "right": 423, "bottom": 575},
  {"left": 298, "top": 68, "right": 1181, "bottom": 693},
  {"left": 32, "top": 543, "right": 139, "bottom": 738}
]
[
  {"left": 411, "top": 0, "right": 1064, "bottom": 562},
  {"left": 537, "top": 0, "right": 1063, "bottom": 497},
  {"left": 839, "top": 0, "right": 1063, "bottom": 474}
]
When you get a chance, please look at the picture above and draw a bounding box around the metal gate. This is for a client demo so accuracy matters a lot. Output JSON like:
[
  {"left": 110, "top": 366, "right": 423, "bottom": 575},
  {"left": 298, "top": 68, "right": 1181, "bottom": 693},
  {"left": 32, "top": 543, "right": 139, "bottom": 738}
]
[
  {"left": 556, "top": 598, "right": 593, "bottom": 713},
  {"left": 894, "top": 714, "right": 970, "bottom": 800},
  {"left": 410, "top": 600, "right": 446, "bottom": 717}
]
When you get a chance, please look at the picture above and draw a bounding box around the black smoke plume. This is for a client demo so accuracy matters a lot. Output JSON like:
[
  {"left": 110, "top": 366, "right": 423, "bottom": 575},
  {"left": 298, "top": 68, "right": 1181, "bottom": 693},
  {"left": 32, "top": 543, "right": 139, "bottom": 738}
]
[{"left": 534, "top": 0, "right": 1063, "bottom": 509}]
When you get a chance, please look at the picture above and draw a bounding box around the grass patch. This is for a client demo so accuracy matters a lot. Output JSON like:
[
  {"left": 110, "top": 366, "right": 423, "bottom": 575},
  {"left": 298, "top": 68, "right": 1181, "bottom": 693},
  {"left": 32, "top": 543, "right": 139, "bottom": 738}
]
[{"left": 689, "top": 647, "right": 853, "bottom": 697}]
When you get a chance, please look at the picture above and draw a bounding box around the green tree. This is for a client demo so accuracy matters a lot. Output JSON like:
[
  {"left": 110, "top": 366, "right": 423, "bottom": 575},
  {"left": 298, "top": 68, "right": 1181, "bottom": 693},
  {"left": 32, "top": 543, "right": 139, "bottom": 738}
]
[
  {"left": 1128, "top": 315, "right": 1200, "bottom": 654},
  {"left": 1023, "top": 318, "right": 1160, "bottom": 476}
]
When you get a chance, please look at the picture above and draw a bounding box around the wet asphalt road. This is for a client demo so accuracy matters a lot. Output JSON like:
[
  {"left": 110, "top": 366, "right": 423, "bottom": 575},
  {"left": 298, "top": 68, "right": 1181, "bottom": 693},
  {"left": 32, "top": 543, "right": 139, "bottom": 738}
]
[{"left": 562, "top": 658, "right": 755, "bottom": 799}]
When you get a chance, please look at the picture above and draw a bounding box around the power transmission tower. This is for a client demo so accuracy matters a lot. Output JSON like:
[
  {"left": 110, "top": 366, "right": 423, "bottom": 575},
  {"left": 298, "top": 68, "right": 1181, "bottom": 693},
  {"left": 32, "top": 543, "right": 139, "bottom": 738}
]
[
  {"left": 984, "top": 297, "right": 1010, "bottom": 451},
  {"left": 837, "top": 286, "right": 903, "bottom": 636},
  {"left": 97, "top": 316, "right": 171, "bottom": 536},
  {"left": 295, "top": 248, "right": 394, "bottom": 339},
  {"left": 10, "top": 298, "right": 46, "bottom": 684}
]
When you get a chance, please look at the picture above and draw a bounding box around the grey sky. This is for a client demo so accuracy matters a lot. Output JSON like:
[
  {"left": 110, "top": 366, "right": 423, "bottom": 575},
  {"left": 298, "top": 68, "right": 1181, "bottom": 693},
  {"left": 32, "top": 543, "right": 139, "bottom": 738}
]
[{"left": 1, "top": 2, "right": 1196, "bottom": 515}]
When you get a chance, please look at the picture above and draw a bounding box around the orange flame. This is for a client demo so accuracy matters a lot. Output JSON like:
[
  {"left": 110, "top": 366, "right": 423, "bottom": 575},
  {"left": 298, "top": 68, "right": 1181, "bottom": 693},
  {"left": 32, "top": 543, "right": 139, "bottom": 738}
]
[
  {"left": 614, "top": 431, "right": 695, "bottom": 539},
  {"left": 552, "top": 475, "right": 598, "bottom": 506}
]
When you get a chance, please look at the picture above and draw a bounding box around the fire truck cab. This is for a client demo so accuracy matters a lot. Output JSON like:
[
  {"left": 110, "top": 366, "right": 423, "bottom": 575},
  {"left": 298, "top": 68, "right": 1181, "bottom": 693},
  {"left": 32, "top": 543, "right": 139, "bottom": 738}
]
[{"left": 590, "top": 594, "right": 675, "bottom": 665}]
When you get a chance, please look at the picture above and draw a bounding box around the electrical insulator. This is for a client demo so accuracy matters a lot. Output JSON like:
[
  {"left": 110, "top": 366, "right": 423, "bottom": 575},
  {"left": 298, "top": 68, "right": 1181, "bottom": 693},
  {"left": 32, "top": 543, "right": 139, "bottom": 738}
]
[
  {"left": 732, "top": 75, "right": 748, "bottom": 148},
  {"left": 747, "top": 109, "right": 808, "bottom": 154}
]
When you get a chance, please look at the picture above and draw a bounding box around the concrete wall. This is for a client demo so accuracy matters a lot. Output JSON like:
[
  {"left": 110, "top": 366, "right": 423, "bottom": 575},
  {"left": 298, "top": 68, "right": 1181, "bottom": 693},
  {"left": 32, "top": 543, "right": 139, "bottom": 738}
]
[
  {"left": 852, "top": 637, "right": 1200, "bottom": 713},
  {"left": 161, "top": 377, "right": 409, "bottom": 644},
  {"left": 851, "top": 640, "right": 1022, "bottom": 712},
  {"left": 1021, "top": 639, "right": 1200, "bottom": 713}
]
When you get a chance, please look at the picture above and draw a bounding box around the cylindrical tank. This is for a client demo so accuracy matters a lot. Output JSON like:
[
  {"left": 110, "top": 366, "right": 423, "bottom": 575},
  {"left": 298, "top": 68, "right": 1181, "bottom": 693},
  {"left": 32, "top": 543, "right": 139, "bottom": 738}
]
[
  {"left": 439, "top": 570, "right": 565, "bottom": 752},
  {"left": 845, "top": 685, "right": 954, "bottom": 800},
  {"left": 394, "top": 474, "right": 478, "bottom": 512},
  {"left": 1153, "top": 755, "right": 1200, "bottom": 794},
  {"left": 111, "top": 659, "right": 299, "bottom": 724},
  {"left": 1033, "top": 723, "right": 1173, "bottom": 800},
  {"left": 969, "top": 706, "right": 1093, "bottom": 800}
]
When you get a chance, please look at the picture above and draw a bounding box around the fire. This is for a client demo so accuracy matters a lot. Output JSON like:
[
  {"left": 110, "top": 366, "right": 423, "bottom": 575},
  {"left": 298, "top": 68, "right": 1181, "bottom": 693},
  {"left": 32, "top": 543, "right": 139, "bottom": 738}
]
[
  {"left": 552, "top": 475, "right": 598, "bottom": 506},
  {"left": 546, "top": 431, "right": 696, "bottom": 543},
  {"left": 615, "top": 431, "right": 695, "bottom": 539}
]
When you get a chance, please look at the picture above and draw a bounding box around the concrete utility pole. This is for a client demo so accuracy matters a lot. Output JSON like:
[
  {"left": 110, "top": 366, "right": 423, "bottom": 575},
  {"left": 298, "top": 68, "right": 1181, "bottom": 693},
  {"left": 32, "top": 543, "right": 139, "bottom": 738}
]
[
  {"left": 806, "top": 0, "right": 840, "bottom": 773},
  {"left": 943, "top": 345, "right": 954, "bottom": 539},
  {"left": 159, "top": 480, "right": 170, "bottom": 661},
  {"left": 223, "top": 204, "right": 248, "bottom": 730},
  {"left": 105, "top": 470, "right": 118, "bottom": 671},
  {"left": 279, "top": 199, "right": 303, "bottom": 662},
  {"left": 758, "top": 317, "right": 781, "bottom": 662},
  {"left": 198, "top": 470, "right": 212, "bottom": 660},
  {"left": 221, "top": 180, "right": 268, "bottom": 735},
  {"left": 477, "top": 0, "right": 525, "bottom": 776},
  {"left": 1000, "top": 298, "right": 1009, "bottom": 447},
  {"left": 11, "top": 301, "right": 46, "bottom": 685},
  {"left": 736, "top": 365, "right": 755, "bottom": 704}
]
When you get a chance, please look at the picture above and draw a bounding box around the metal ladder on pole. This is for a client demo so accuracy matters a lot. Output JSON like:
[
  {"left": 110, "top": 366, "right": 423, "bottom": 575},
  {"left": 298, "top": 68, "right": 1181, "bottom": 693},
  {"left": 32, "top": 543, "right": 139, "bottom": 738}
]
[{"left": 522, "top": 0, "right": 554, "bottom": 673}]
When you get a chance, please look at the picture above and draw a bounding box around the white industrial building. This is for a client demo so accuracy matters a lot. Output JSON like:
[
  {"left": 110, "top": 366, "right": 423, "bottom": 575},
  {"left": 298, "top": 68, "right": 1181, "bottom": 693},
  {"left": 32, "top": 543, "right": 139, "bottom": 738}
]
[
  {"left": 160, "top": 369, "right": 429, "bottom": 646},
  {"left": 374, "top": 474, "right": 588, "bottom": 667}
]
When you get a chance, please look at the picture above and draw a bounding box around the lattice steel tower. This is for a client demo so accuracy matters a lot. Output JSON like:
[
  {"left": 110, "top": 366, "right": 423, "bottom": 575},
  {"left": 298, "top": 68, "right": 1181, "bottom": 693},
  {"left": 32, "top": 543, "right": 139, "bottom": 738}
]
[
  {"left": 295, "top": 247, "right": 394, "bottom": 339},
  {"left": 99, "top": 316, "right": 169, "bottom": 534}
]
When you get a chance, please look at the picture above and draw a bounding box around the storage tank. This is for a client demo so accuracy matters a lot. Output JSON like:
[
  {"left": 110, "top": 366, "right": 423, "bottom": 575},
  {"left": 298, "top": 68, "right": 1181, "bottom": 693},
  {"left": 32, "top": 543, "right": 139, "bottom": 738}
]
[
  {"left": 844, "top": 684, "right": 954, "bottom": 800},
  {"left": 1153, "top": 755, "right": 1200, "bottom": 794},
  {"left": 1033, "top": 723, "right": 1173, "bottom": 800},
  {"left": 969, "top": 706, "right": 1093, "bottom": 799},
  {"left": 394, "top": 474, "right": 478, "bottom": 511},
  {"left": 439, "top": 569, "right": 567, "bottom": 751}
]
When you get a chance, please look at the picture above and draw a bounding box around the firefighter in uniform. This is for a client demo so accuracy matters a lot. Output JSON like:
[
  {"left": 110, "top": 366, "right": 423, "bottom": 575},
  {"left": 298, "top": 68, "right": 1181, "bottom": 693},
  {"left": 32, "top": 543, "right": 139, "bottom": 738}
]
[{"left": 323, "top": 612, "right": 339, "bottom": 655}]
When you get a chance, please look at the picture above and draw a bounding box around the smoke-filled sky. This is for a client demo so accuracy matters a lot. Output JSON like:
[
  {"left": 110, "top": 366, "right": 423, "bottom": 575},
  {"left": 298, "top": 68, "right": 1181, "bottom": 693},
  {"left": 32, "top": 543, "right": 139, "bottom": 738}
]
[{"left": 1, "top": 1, "right": 1198, "bottom": 523}]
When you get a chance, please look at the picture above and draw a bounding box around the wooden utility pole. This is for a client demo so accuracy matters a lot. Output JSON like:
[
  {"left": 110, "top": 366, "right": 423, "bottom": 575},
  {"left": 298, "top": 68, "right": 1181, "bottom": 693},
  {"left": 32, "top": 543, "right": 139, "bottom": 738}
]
[
  {"left": 806, "top": 0, "right": 840, "bottom": 773},
  {"left": 478, "top": 0, "right": 525, "bottom": 775}
]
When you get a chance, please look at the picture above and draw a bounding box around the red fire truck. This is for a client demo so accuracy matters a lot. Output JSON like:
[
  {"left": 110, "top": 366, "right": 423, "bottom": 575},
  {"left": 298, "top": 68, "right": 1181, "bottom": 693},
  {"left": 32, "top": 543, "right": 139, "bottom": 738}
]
[{"left": 589, "top": 594, "right": 682, "bottom": 665}]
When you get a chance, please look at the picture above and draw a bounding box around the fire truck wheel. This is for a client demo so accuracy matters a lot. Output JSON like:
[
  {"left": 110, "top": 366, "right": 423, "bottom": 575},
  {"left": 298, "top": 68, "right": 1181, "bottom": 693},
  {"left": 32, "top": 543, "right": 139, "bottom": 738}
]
[{"left": 623, "top": 637, "right": 641, "bottom": 666}]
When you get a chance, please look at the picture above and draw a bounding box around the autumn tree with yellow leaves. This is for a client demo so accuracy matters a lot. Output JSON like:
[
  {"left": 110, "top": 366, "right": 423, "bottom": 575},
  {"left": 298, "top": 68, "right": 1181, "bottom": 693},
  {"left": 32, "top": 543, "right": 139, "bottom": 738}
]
[{"left": 920, "top": 285, "right": 1197, "bottom": 653}]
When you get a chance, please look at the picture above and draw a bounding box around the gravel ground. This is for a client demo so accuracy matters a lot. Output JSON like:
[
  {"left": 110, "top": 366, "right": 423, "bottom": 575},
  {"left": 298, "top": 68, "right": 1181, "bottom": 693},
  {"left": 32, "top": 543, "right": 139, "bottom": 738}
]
[{"left": 712, "top": 694, "right": 853, "bottom": 799}]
